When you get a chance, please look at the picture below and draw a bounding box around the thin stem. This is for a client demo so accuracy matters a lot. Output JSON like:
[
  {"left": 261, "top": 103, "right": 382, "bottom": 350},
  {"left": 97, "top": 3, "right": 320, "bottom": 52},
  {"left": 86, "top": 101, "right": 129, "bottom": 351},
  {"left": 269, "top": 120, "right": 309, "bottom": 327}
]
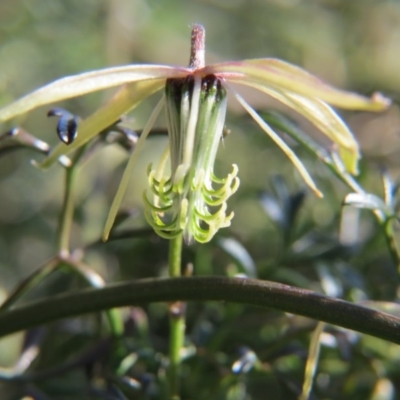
[
  {"left": 168, "top": 234, "right": 184, "bottom": 400},
  {"left": 58, "top": 145, "right": 87, "bottom": 256},
  {"left": 0, "top": 257, "right": 59, "bottom": 311},
  {"left": 383, "top": 218, "right": 400, "bottom": 272},
  {"left": 58, "top": 166, "right": 76, "bottom": 255},
  {"left": 103, "top": 95, "right": 165, "bottom": 241},
  {"left": 0, "top": 256, "right": 123, "bottom": 336},
  {"left": 0, "top": 277, "right": 400, "bottom": 344},
  {"left": 59, "top": 144, "right": 124, "bottom": 337}
]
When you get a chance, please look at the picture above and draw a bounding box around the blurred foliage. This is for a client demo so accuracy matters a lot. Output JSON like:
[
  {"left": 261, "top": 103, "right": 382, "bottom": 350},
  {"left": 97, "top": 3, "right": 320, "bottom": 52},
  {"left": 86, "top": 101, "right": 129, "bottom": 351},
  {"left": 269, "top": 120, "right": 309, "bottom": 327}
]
[{"left": 1, "top": 0, "right": 400, "bottom": 399}]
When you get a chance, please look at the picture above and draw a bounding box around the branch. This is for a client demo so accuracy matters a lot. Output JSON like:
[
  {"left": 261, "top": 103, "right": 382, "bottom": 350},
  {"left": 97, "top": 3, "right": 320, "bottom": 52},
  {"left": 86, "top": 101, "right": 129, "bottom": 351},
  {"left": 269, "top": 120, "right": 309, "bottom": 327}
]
[{"left": 0, "top": 276, "right": 399, "bottom": 344}]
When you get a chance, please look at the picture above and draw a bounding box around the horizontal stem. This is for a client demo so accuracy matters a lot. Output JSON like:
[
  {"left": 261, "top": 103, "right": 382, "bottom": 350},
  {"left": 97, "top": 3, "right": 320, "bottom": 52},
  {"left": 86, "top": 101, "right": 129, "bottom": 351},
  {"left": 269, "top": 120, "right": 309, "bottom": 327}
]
[{"left": 0, "top": 277, "right": 399, "bottom": 344}]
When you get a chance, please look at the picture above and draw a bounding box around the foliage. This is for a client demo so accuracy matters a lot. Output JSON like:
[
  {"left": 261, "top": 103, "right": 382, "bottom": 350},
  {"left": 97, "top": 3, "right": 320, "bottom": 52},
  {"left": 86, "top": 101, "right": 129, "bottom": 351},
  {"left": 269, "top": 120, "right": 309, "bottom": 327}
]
[{"left": 1, "top": 1, "right": 400, "bottom": 399}]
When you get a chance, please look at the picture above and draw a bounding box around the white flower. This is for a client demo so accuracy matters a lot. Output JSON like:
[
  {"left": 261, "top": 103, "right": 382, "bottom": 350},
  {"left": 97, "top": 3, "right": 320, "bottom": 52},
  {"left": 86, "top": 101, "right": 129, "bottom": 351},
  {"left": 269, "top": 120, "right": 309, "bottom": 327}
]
[{"left": 0, "top": 25, "right": 390, "bottom": 243}]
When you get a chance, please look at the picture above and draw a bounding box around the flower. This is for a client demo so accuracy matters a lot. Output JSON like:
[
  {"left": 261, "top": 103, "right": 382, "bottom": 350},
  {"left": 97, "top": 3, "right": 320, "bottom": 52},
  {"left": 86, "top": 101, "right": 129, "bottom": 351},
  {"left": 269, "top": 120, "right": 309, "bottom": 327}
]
[{"left": 0, "top": 24, "right": 390, "bottom": 243}]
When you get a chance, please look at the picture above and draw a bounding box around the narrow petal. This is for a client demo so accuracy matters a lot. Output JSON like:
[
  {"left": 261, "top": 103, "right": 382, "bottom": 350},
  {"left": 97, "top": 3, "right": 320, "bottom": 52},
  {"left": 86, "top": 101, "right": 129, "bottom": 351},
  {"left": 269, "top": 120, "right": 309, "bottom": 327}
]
[
  {"left": 205, "top": 59, "right": 391, "bottom": 111},
  {"left": 102, "top": 95, "right": 166, "bottom": 241},
  {"left": 237, "top": 82, "right": 360, "bottom": 174},
  {"left": 38, "top": 79, "right": 165, "bottom": 169},
  {"left": 0, "top": 65, "right": 189, "bottom": 122},
  {"left": 230, "top": 87, "right": 323, "bottom": 198}
]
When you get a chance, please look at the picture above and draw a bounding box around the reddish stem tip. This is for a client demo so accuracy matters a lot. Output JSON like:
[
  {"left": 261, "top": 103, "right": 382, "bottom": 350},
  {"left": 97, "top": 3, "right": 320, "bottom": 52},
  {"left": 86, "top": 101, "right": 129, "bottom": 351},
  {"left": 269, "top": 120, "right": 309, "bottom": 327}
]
[{"left": 189, "top": 24, "right": 205, "bottom": 69}]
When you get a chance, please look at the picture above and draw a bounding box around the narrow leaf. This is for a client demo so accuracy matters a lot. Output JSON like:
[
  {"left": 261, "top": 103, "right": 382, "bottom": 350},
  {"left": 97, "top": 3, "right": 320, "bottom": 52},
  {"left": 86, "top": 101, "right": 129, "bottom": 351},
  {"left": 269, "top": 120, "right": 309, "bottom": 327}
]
[
  {"left": 260, "top": 87, "right": 360, "bottom": 174},
  {"left": 260, "top": 111, "right": 333, "bottom": 164},
  {"left": 300, "top": 322, "right": 325, "bottom": 400},
  {"left": 102, "top": 95, "right": 166, "bottom": 241},
  {"left": 231, "top": 89, "right": 323, "bottom": 198}
]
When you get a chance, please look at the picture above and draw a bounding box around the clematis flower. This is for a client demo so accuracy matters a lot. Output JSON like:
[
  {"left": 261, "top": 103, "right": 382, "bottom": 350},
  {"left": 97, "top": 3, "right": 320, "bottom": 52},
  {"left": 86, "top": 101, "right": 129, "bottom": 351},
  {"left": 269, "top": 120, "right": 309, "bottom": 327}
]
[{"left": 0, "top": 24, "right": 390, "bottom": 243}]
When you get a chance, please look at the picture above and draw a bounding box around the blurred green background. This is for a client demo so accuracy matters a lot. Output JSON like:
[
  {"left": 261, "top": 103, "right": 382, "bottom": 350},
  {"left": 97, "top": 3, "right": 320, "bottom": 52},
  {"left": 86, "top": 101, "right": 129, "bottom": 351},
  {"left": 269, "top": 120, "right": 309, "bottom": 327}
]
[{"left": 1, "top": 0, "right": 400, "bottom": 399}]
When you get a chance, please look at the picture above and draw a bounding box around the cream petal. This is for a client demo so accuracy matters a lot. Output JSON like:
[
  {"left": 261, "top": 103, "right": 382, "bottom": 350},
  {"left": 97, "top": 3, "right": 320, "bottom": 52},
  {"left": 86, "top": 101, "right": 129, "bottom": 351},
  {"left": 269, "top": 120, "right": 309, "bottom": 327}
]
[
  {"left": 204, "top": 59, "right": 391, "bottom": 111},
  {"left": 0, "top": 65, "right": 189, "bottom": 122}
]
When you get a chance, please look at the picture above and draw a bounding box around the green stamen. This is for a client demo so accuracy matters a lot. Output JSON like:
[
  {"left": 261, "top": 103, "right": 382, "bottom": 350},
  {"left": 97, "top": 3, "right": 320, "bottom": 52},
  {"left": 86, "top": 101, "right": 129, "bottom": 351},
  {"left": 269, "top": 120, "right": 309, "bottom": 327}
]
[{"left": 144, "top": 74, "right": 239, "bottom": 243}]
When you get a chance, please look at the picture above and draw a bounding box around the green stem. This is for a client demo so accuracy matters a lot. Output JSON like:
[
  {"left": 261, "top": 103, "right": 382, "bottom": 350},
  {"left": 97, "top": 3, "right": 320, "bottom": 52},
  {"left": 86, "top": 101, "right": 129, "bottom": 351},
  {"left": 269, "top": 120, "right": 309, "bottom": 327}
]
[
  {"left": 58, "top": 165, "right": 77, "bottom": 255},
  {"left": 168, "top": 235, "right": 184, "bottom": 400},
  {"left": 58, "top": 145, "right": 124, "bottom": 337},
  {"left": 0, "top": 258, "right": 59, "bottom": 311},
  {"left": 58, "top": 144, "right": 88, "bottom": 255},
  {"left": 0, "top": 277, "right": 400, "bottom": 344},
  {"left": 58, "top": 144, "right": 90, "bottom": 255},
  {"left": 383, "top": 218, "right": 400, "bottom": 273}
]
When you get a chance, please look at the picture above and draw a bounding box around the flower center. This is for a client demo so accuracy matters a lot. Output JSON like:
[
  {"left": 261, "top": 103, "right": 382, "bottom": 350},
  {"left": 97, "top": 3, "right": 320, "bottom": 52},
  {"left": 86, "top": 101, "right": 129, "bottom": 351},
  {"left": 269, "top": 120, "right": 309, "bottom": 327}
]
[{"left": 144, "top": 74, "right": 239, "bottom": 244}]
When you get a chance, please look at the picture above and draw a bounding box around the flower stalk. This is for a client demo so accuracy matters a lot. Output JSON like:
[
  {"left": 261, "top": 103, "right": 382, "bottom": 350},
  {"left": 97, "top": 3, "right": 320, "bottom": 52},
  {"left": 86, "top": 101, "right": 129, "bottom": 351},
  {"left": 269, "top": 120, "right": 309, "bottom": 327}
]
[
  {"left": 167, "top": 234, "right": 184, "bottom": 399},
  {"left": 58, "top": 146, "right": 86, "bottom": 256}
]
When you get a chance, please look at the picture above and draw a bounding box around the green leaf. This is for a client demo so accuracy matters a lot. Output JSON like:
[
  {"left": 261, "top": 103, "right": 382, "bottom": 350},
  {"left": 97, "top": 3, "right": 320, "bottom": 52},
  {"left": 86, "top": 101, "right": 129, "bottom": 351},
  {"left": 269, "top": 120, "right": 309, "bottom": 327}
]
[
  {"left": 231, "top": 89, "right": 323, "bottom": 197},
  {"left": 102, "top": 95, "right": 166, "bottom": 241},
  {"left": 300, "top": 322, "right": 325, "bottom": 400}
]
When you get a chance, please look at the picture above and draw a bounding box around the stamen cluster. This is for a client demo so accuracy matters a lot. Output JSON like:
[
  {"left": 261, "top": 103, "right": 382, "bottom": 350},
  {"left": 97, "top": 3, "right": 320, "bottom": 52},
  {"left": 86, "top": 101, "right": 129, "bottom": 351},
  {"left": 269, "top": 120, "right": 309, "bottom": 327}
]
[{"left": 144, "top": 74, "right": 239, "bottom": 243}]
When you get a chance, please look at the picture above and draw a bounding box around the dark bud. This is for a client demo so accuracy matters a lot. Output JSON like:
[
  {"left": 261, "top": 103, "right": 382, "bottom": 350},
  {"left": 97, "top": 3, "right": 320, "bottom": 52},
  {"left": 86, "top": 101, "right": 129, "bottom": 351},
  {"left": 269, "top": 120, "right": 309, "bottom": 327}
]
[{"left": 47, "top": 108, "right": 79, "bottom": 145}]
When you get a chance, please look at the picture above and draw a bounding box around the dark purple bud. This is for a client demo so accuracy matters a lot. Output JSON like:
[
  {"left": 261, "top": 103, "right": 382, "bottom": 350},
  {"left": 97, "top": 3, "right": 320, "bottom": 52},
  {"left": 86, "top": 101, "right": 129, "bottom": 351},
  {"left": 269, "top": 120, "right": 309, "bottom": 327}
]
[{"left": 48, "top": 108, "right": 78, "bottom": 145}]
